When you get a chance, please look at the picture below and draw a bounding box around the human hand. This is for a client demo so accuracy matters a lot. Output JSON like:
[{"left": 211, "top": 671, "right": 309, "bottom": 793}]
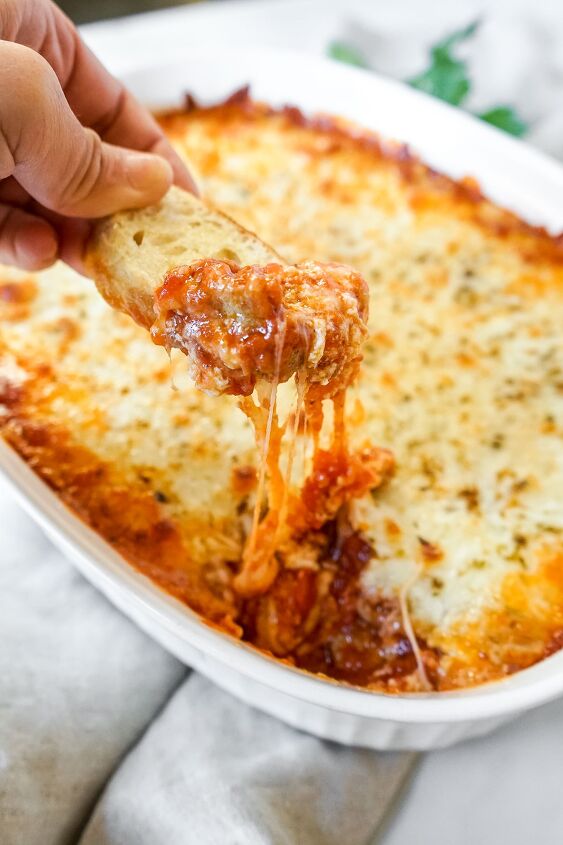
[{"left": 0, "top": 0, "right": 196, "bottom": 273}]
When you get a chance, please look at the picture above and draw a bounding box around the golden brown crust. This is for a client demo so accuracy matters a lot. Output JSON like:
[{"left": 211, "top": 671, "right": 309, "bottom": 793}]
[
  {"left": 159, "top": 89, "right": 563, "bottom": 267},
  {"left": 0, "top": 374, "right": 235, "bottom": 623},
  {"left": 2, "top": 93, "right": 563, "bottom": 693},
  {"left": 86, "top": 248, "right": 155, "bottom": 330}
]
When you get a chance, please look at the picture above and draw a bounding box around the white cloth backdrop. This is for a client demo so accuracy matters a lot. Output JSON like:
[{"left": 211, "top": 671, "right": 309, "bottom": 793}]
[{"left": 2, "top": 1, "right": 563, "bottom": 843}]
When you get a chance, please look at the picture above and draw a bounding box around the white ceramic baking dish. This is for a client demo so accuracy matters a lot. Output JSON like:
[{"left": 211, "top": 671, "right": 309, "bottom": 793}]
[{"left": 2, "top": 48, "right": 563, "bottom": 750}]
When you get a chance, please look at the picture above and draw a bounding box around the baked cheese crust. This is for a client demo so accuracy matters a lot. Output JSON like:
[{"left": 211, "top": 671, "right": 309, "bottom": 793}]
[{"left": 1, "top": 92, "right": 562, "bottom": 691}]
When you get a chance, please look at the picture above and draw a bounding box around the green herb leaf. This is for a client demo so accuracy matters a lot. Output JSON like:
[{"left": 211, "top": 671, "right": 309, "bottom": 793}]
[
  {"left": 435, "top": 19, "right": 480, "bottom": 54},
  {"left": 327, "top": 23, "right": 529, "bottom": 140},
  {"left": 328, "top": 41, "right": 370, "bottom": 69},
  {"left": 408, "top": 20, "right": 480, "bottom": 106},
  {"left": 478, "top": 106, "right": 528, "bottom": 137},
  {"left": 408, "top": 58, "right": 470, "bottom": 105}
]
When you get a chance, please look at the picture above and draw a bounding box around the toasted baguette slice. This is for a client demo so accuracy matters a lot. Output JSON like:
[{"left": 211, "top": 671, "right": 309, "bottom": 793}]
[
  {"left": 87, "top": 186, "right": 368, "bottom": 399},
  {"left": 86, "top": 185, "right": 281, "bottom": 328}
]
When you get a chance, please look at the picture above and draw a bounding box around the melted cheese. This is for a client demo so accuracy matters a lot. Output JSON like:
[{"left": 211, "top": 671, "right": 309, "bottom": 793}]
[
  {"left": 150, "top": 257, "right": 376, "bottom": 598},
  {"left": 1, "top": 98, "right": 562, "bottom": 691},
  {"left": 165, "top": 101, "right": 563, "bottom": 684}
]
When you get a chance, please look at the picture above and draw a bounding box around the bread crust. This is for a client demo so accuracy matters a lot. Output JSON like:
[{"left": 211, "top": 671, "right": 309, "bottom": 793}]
[{"left": 86, "top": 185, "right": 281, "bottom": 328}]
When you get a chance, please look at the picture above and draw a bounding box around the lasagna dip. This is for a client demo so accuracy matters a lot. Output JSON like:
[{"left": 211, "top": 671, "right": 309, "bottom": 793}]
[{"left": 1, "top": 92, "right": 562, "bottom": 692}]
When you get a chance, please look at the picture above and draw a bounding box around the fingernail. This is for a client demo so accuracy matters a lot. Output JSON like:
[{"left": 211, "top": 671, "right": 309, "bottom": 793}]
[
  {"left": 125, "top": 152, "right": 173, "bottom": 196},
  {"left": 151, "top": 137, "right": 199, "bottom": 195}
]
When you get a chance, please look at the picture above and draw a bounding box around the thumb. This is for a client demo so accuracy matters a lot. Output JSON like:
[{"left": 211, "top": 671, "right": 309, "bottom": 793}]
[{"left": 1, "top": 43, "right": 172, "bottom": 218}]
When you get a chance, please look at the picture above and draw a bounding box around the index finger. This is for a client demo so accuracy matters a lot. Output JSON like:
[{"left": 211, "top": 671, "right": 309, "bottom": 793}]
[
  {"left": 65, "top": 40, "right": 197, "bottom": 193},
  {"left": 5, "top": 0, "right": 198, "bottom": 194}
]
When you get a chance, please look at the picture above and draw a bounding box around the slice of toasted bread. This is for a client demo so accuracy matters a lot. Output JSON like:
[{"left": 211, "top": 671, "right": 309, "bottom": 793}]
[{"left": 86, "top": 185, "right": 281, "bottom": 328}]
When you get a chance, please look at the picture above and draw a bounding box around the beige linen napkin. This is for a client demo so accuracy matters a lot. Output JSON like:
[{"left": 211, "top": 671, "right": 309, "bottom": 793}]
[
  {"left": 0, "top": 480, "right": 185, "bottom": 844},
  {"left": 79, "top": 677, "right": 414, "bottom": 845}
]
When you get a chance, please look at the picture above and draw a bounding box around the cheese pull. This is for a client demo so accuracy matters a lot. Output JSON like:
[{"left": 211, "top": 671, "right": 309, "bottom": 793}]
[{"left": 87, "top": 186, "right": 369, "bottom": 397}]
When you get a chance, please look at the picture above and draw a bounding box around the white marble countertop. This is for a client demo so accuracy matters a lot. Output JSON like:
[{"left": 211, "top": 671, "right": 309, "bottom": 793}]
[{"left": 385, "top": 697, "right": 563, "bottom": 844}]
